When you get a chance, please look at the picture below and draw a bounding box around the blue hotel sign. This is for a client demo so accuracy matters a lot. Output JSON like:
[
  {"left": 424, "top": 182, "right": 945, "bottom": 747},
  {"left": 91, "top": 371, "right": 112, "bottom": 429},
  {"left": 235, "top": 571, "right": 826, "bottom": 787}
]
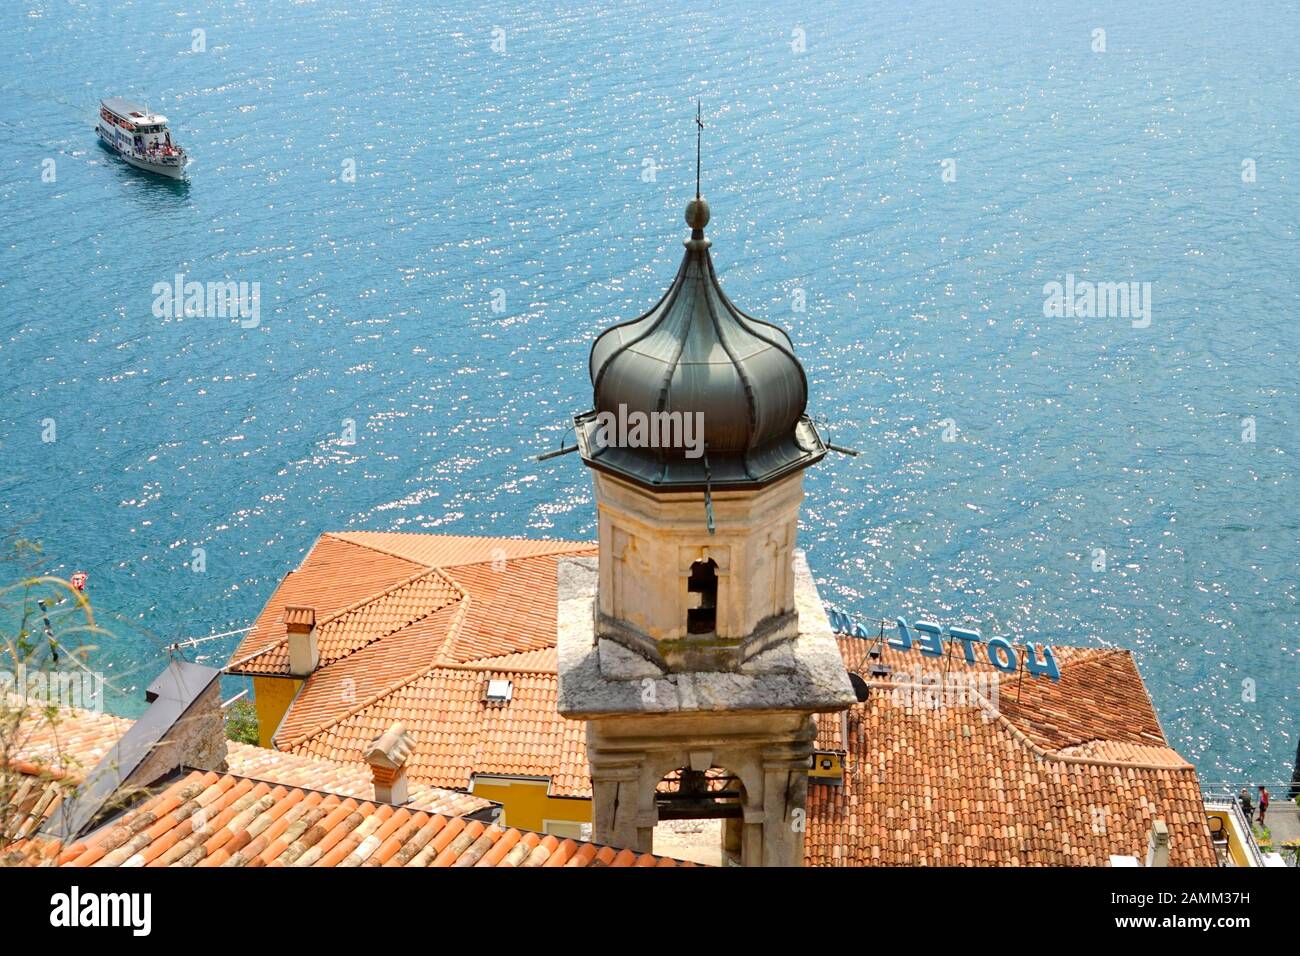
[{"left": 827, "top": 609, "right": 1061, "bottom": 682}]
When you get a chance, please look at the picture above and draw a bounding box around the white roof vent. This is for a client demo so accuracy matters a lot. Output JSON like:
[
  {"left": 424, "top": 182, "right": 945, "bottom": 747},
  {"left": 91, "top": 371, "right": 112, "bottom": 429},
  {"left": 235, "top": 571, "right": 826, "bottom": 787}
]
[{"left": 485, "top": 679, "right": 513, "bottom": 703}]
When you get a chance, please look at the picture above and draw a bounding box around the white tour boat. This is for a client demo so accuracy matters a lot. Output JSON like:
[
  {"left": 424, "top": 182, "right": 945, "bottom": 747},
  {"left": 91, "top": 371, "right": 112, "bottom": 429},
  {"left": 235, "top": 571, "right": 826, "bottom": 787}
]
[{"left": 96, "top": 97, "right": 189, "bottom": 179}]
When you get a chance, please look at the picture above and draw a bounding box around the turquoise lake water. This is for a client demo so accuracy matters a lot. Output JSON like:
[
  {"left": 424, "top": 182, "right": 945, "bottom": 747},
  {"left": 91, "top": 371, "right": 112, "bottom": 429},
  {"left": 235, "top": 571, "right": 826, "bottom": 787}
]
[{"left": 1, "top": 0, "right": 1295, "bottom": 789}]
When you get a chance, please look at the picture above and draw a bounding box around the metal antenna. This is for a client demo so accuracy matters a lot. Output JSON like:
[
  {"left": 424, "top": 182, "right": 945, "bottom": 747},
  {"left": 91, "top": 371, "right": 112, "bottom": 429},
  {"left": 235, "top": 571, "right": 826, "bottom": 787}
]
[{"left": 695, "top": 99, "right": 704, "bottom": 199}]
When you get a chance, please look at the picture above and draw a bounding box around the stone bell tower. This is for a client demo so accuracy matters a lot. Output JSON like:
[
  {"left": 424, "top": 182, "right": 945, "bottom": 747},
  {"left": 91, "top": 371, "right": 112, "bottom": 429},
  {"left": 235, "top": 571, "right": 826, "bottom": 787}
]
[{"left": 556, "top": 179, "right": 855, "bottom": 867}]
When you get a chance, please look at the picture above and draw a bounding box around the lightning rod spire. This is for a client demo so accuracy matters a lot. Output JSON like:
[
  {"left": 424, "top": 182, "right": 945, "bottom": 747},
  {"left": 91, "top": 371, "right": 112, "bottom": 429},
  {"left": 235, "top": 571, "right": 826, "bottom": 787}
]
[{"left": 695, "top": 99, "right": 704, "bottom": 199}]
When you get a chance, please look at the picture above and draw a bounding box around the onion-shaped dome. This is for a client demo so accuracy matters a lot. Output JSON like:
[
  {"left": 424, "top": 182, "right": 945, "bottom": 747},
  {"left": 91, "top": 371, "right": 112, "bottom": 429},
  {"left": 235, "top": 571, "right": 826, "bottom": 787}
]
[{"left": 575, "top": 196, "right": 826, "bottom": 489}]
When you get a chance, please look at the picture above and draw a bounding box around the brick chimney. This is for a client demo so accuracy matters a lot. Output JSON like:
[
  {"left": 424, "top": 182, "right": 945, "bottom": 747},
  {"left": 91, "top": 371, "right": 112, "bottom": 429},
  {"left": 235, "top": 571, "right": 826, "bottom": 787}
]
[
  {"left": 1145, "top": 819, "right": 1170, "bottom": 867},
  {"left": 284, "top": 605, "right": 318, "bottom": 677},
  {"left": 366, "top": 722, "right": 414, "bottom": 805}
]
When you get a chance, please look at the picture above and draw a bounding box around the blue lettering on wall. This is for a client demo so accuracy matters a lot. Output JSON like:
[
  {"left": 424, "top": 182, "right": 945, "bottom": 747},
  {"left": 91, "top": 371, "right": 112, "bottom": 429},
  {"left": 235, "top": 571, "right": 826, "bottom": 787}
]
[
  {"left": 828, "top": 608, "right": 1062, "bottom": 682},
  {"left": 986, "top": 637, "right": 1018, "bottom": 673}
]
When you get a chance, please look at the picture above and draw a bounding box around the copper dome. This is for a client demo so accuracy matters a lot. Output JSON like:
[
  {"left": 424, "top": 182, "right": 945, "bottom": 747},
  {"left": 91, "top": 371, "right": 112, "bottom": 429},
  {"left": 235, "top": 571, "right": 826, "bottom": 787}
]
[{"left": 575, "top": 197, "right": 826, "bottom": 490}]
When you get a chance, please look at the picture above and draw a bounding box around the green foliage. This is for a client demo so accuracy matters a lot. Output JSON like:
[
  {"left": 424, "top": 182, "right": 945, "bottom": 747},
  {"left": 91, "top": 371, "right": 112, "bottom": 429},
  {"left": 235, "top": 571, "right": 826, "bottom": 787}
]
[
  {"left": 224, "top": 700, "right": 259, "bottom": 745},
  {"left": 1252, "top": 822, "right": 1271, "bottom": 848},
  {"left": 1, "top": 537, "right": 105, "bottom": 854}
]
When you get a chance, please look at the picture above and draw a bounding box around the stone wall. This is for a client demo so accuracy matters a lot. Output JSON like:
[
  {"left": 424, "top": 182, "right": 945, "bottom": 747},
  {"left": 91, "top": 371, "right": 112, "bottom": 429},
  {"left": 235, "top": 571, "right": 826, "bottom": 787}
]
[
  {"left": 593, "top": 470, "right": 805, "bottom": 647},
  {"left": 119, "top": 678, "right": 229, "bottom": 794}
]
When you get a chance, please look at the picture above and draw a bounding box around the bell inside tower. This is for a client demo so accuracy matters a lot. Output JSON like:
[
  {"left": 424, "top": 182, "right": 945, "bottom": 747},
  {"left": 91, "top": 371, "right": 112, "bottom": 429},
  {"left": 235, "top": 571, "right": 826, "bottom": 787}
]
[{"left": 656, "top": 766, "right": 743, "bottom": 820}]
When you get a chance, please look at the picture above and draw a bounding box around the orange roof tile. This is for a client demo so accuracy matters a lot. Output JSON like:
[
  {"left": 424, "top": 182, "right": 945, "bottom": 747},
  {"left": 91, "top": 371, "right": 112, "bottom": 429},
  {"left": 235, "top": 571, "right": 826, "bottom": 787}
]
[
  {"left": 806, "top": 637, "right": 1216, "bottom": 866},
  {"left": 235, "top": 570, "right": 466, "bottom": 676},
  {"left": 224, "top": 741, "right": 492, "bottom": 817},
  {"left": 228, "top": 532, "right": 596, "bottom": 797},
  {"left": 282, "top": 606, "right": 316, "bottom": 628},
  {"left": 2, "top": 703, "right": 135, "bottom": 843},
  {"left": 327, "top": 531, "right": 596, "bottom": 568},
  {"left": 1, "top": 702, "right": 493, "bottom": 842},
  {"left": 15, "top": 770, "right": 690, "bottom": 868},
  {"left": 441, "top": 554, "right": 578, "bottom": 664},
  {"left": 228, "top": 536, "right": 426, "bottom": 674},
  {"left": 459, "top": 647, "right": 559, "bottom": 671},
  {"left": 283, "top": 666, "right": 591, "bottom": 797},
  {"left": 4, "top": 703, "right": 133, "bottom": 778},
  {"left": 273, "top": 601, "right": 466, "bottom": 744},
  {"left": 826, "top": 635, "right": 1172, "bottom": 753}
]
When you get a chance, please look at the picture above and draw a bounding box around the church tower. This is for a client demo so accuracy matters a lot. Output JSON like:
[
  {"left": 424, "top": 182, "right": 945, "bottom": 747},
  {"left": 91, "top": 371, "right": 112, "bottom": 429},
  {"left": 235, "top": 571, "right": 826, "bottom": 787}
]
[{"left": 555, "top": 156, "right": 855, "bottom": 866}]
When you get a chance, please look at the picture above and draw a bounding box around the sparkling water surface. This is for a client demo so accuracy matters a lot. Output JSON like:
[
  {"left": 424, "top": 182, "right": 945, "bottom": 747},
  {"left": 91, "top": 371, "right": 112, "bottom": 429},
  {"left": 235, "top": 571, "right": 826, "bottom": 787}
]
[{"left": 1, "top": 0, "right": 1296, "bottom": 789}]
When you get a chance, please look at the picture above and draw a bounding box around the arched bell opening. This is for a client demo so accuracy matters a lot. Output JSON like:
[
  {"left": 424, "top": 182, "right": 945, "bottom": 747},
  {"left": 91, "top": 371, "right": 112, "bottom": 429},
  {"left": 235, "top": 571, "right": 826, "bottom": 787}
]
[
  {"left": 651, "top": 764, "right": 745, "bottom": 866},
  {"left": 686, "top": 558, "right": 718, "bottom": 634}
]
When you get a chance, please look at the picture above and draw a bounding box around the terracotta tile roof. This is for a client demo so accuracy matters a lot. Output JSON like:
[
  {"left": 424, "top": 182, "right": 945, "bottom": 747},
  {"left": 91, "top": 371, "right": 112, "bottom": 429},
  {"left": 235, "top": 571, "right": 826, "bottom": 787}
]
[
  {"left": 229, "top": 535, "right": 596, "bottom": 679},
  {"left": 235, "top": 534, "right": 1214, "bottom": 866},
  {"left": 285, "top": 666, "right": 591, "bottom": 797},
  {"left": 223, "top": 742, "right": 492, "bottom": 817},
  {"left": 992, "top": 649, "right": 1170, "bottom": 752},
  {"left": 1, "top": 703, "right": 492, "bottom": 841},
  {"left": 441, "top": 555, "right": 574, "bottom": 664},
  {"left": 2, "top": 704, "right": 134, "bottom": 843},
  {"left": 229, "top": 532, "right": 596, "bottom": 797},
  {"left": 10, "top": 770, "right": 691, "bottom": 868},
  {"left": 272, "top": 601, "right": 465, "bottom": 743},
  {"left": 806, "top": 637, "right": 1216, "bottom": 866},
  {"left": 3, "top": 776, "right": 72, "bottom": 846},
  {"left": 234, "top": 569, "right": 464, "bottom": 676},
  {"left": 825, "top": 636, "right": 1171, "bottom": 753},
  {"left": 461, "top": 647, "right": 559, "bottom": 671},
  {"left": 1053, "top": 741, "right": 1193, "bottom": 766},
  {"left": 1, "top": 835, "right": 58, "bottom": 866},
  {"left": 229, "top": 535, "right": 426, "bottom": 675},
  {"left": 4, "top": 703, "right": 133, "bottom": 777},
  {"left": 328, "top": 531, "right": 597, "bottom": 568}
]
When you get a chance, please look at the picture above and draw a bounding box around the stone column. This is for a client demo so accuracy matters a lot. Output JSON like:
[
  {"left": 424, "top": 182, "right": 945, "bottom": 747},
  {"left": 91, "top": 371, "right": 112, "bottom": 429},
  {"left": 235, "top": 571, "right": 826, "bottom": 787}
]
[
  {"left": 741, "top": 806, "right": 766, "bottom": 867},
  {"left": 722, "top": 816, "right": 742, "bottom": 863},
  {"left": 757, "top": 725, "right": 817, "bottom": 867}
]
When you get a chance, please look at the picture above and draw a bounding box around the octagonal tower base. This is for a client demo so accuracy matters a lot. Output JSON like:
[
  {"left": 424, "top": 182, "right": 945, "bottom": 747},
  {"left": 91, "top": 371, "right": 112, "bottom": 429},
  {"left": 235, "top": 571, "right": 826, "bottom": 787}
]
[{"left": 556, "top": 553, "right": 854, "bottom": 867}]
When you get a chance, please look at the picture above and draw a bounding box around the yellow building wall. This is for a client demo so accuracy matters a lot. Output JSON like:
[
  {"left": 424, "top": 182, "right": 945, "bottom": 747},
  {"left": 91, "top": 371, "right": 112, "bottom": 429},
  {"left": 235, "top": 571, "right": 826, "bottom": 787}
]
[
  {"left": 251, "top": 676, "right": 302, "bottom": 748},
  {"left": 470, "top": 776, "right": 591, "bottom": 833},
  {"left": 1206, "top": 809, "right": 1252, "bottom": 867}
]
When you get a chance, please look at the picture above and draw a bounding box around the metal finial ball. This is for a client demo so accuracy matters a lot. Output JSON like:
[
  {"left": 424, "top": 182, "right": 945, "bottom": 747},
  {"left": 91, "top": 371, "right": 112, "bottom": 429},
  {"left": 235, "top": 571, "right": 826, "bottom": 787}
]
[{"left": 685, "top": 197, "right": 710, "bottom": 231}]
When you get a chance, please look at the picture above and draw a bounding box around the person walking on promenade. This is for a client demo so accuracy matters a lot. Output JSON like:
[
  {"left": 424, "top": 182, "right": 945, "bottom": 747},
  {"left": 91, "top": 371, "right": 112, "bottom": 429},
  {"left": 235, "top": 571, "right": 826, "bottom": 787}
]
[{"left": 1257, "top": 785, "right": 1269, "bottom": 826}]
